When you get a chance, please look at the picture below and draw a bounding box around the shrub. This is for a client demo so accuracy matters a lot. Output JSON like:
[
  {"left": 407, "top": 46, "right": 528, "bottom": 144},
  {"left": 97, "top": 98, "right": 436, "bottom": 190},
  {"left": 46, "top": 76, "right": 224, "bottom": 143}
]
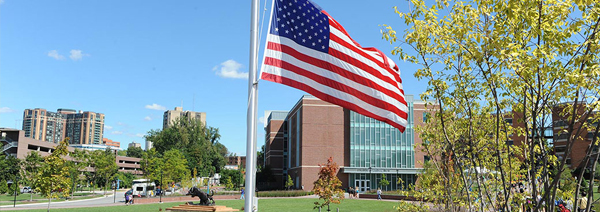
[{"left": 256, "top": 190, "right": 313, "bottom": 197}]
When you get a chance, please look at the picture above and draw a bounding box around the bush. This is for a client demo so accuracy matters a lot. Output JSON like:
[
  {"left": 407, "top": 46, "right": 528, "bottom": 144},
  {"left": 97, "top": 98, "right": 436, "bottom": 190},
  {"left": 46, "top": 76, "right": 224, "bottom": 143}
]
[{"left": 256, "top": 190, "right": 313, "bottom": 197}]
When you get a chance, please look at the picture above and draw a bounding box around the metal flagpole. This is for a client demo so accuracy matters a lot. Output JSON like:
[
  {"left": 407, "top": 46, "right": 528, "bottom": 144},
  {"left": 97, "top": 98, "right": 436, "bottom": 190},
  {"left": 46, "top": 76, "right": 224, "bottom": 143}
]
[{"left": 245, "top": 0, "right": 260, "bottom": 210}]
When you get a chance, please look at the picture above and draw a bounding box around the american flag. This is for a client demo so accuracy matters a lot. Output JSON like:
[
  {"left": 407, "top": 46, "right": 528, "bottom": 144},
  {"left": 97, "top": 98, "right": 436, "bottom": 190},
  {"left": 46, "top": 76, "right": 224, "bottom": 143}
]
[{"left": 260, "top": 0, "right": 408, "bottom": 131}]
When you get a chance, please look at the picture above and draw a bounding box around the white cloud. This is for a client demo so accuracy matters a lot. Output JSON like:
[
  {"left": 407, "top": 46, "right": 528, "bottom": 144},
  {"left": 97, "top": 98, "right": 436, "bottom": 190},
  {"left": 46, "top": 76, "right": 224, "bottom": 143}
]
[
  {"left": 145, "top": 103, "right": 166, "bottom": 111},
  {"left": 135, "top": 133, "right": 145, "bottom": 138},
  {"left": 69, "top": 49, "right": 89, "bottom": 61},
  {"left": 0, "top": 107, "right": 15, "bottom": 113},
  {"left": 258, "top": 116, "right": 265, "bottom": 124},
  {"left": 47, "top": 50, "right": 65, "bottom": 60},
  {"left": 105, "top": 125, "right": 113, "bottom": 130},
  {"left": 112, "top": 131, "right": 123, "bottom": 135},
  {"left": 144, "top": 116, "right": 152, "bottom": 121},
  {"left": 213, "top": 59, "right": 248, "bottom": 79}
]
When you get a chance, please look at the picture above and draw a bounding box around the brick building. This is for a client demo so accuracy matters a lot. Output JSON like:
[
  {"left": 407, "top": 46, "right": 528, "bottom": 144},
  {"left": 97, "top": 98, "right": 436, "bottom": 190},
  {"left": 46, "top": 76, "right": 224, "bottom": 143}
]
[
  {"left": 264, "top": 95, "right": 428, "bottom": 192},
  {"left": 103, "top": 138, "right": 121, "bottom": 149},
  {"left": 1, "top": 128, "right": 141, "bottom": 175}
]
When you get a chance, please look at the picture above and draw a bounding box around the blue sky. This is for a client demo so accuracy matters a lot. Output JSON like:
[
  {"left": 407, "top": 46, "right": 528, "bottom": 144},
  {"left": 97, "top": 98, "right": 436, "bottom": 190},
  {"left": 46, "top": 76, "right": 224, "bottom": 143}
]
[{"left": 0, "top": 0, "right": 426, "bottom": 155}]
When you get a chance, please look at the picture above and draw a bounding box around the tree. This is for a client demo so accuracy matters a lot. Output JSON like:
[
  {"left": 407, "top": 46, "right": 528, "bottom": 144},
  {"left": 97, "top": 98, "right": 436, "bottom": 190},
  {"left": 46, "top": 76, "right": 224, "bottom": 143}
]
[
  {"left": 223, "top": 176, "right": 234, "bottom": 190},
  {"left": 113, "top": 172, "right": 136, "bottom": 189},
  {"left": 126, "top": 146, "right": 143, "bottom": 158},
  {"left": 66, "top": 149, "right": 88, "bottom": 198},
  {"left": 220, "top": 169, "right": 243, "bottom": 189},
  {"left": 145, "top": 117, "right": 226, "bottom": 176},
  {"left": 94, "top": 149, "right": 118, "bottom": 195},
  {"left": 117, "top": 150, "right": 127, "bottom": 157},
  {"left": 141, "top": 148, "right": 163, "bottom": 183},
  {"left": 312, "top": 157, "right": 344, "bottom": 211},
  {"left": 161, "top": 149, "right": 190, "bottom": 187},
  {"left": 34, "top": 138, "right": 72, "bottom": 211},
  {"left": 383, "top": 0, "right": 600, "bottom": 211},
  {"left": 378, "top": 174, "right": 389, "bottom": 189},
  {"left": 285, "top": 175, "right": 294, "bottom": 190}
]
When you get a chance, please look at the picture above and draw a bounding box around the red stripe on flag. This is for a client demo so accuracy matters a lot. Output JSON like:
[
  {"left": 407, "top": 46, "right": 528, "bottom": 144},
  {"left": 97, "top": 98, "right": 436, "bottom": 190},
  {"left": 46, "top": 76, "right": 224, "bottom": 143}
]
[
  {"left": 263, "top": 56, "right": 408, "bottom": 120},
  {"left": 267, "top": 41, "right": 407, "bottom": 107},
  {"left": 261, "top": 72, "right": 407, "bottom": 132},
  {"left": 327, "top": 18, "right": 403, "bottom": 84}
]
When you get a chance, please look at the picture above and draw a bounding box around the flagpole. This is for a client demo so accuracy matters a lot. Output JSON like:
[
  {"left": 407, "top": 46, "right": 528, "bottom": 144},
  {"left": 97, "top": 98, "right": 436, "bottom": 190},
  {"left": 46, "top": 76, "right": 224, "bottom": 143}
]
[{"left": 245, "top": 0, "right": 260, "bottom": 210}]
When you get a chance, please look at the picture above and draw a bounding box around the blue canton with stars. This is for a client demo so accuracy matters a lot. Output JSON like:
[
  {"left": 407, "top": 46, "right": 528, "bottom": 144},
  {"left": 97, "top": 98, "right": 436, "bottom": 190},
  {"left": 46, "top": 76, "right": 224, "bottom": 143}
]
[{"left": 270, "top": 0, "right": 330, "bottom": 53}]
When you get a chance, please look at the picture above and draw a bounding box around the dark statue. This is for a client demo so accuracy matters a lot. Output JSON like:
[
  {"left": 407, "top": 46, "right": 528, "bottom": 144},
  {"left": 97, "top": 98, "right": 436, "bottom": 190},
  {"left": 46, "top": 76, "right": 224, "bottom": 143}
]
[{"left": 186, "top": 186, "right": 215, "bottom": 206}]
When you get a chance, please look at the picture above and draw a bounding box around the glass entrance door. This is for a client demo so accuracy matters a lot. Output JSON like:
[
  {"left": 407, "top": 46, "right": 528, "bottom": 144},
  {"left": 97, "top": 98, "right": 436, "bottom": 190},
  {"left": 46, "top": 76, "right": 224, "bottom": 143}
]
[{"left": 354, "top": 180, "right": 370, "bottom": 193}]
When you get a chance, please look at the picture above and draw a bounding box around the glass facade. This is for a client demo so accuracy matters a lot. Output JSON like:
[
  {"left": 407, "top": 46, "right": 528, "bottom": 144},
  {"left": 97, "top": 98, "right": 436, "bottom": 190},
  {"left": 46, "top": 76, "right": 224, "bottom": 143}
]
[{"left": 349, "top": 96, "right": 418, "bottom": 191}]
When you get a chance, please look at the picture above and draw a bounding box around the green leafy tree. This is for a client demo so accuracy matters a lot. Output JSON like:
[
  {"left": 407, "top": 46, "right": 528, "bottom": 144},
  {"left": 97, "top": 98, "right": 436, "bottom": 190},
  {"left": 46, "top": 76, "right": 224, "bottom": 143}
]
[
  {"left": 117, "top": 150, "right": 127, "bottom": 157},
  {"left": 145, "top": 117, "right": 225, "bottom": 176},
  {"left": 220, "top": 169, "right": 243, "bottom": 189},
  {"left": 382, "top": 0, "right": 599, "bottom": 211},
  {"left": 162, "top": 149, "right": 190, "bottom": 187},
  {"left": 34, "top": 138, "right": 72, "bottom": 211},
  {"left": 286, "top": 175, "right": 294, "bottom": 190},
  {"left": 141, "top": 148, "right": 163, "bottom": 183},
  {"left": 66, "top": 149, "right": 88, "bottom": 198},
  {"left": 223, "top": 176, "right": 234, "bottom": 190},
  {"left": 113, "top": 172, "right": 136, "bottom": 189},
  {"left": 94, "top": 149, "right": 118, "bottom": 195},
  {"left": 378, "top": 174, "right": 389, "bottom": 189},
  {"left": 126, "top": 146, "right": 143, "bottom": 158},
  {"left": 312, "top": 157, "right": 344, "bottom": 211}
]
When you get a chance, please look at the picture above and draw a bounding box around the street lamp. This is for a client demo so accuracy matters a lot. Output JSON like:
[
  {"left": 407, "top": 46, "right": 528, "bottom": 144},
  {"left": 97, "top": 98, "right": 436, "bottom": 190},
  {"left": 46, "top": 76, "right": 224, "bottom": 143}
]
[{"left": 7, "top": 176, "right": 19, "bottom": 207}]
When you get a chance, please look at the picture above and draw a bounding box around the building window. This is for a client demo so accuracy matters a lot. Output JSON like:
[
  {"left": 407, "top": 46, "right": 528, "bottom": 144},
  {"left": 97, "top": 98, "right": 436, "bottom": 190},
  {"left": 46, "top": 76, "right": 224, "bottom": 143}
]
[
  {"left": 422, "top": 112, "right": 428, "bottom": 122},
  {"left": 424, "top": 155, "right": 430, "bottom": 162}
]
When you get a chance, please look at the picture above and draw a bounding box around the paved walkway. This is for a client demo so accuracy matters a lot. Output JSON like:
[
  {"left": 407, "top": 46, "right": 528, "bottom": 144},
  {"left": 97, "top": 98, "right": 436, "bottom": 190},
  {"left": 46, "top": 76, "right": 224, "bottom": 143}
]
[{"left": 0, "top": 191, "right": 126, "bottom": 211}]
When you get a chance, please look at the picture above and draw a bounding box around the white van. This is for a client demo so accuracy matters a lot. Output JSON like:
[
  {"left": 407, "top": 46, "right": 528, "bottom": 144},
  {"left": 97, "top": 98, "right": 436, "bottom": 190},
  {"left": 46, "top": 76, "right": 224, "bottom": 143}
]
[{"left": 131, "top": 179, "right": 156, "bottom": 197}]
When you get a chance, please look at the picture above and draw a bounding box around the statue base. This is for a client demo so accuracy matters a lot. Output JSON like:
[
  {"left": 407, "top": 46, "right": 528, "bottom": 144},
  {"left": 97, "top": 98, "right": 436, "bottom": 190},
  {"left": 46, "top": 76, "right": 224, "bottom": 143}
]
[{"left": 166, "top": 203, "right": 239, "bottom": 212}]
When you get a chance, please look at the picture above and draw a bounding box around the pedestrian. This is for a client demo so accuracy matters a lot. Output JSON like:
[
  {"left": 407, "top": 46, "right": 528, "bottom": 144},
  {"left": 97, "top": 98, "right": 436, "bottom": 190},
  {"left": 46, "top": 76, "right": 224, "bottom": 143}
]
[
  {"left": 240, "top": 188, "right": 245, "bottom": 200},
  {"left": 377, "top": 188, "right": 382, "bottom": 200},
  {"left": 125, "top": 193, "right": 130, "bottom": 205},
  {"left": 577, "top": 192, "right": 587, "bottom": 212},
  {"left": 129, "top": 194, "right": 134, "bottom": 205}
]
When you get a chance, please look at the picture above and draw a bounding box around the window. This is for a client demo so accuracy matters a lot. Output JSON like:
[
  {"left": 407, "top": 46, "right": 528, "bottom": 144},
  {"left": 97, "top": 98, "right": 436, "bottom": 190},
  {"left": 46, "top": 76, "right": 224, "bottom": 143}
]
[
  {"left": 424, "top": 155, "right": 430, "bottom": 162},
  {"left": 422, "top": 112, "right": 428, "bottom": 122}
]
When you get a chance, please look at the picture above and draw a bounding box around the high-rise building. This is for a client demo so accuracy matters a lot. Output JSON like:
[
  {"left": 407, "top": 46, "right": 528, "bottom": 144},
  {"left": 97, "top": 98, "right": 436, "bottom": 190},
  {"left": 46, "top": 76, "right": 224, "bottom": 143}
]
[
  {"left": 145, "top": 140, "right": 153, "bottom": 151},
  {"left": 22, "top": 108, "right": 105, "bottom": 145},
  {"left": 64, "top": 111, "right": 105, "bottom": 145},
  {"left": 129, "top": 142, "right": 142, "bottom": 148},
  {"left": 22, "top": 108, "right": 67, "bottom": 143},
  {"left": 264, "top": 95, "right": 429, "bottom": 191},
  {"left": 163, "top": 107, "right": 207, "bottom": 129}
]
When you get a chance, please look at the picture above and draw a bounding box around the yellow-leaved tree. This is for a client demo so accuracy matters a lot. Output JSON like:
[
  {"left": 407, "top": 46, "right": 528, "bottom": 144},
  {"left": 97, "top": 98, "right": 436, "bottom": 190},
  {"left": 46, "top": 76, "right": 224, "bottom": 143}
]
[
  {"left": 34, "top": 138, "right": 72, "bottom": 212},
  {"left": 383, "top": 0, "right": 600, "bottom": 211}
]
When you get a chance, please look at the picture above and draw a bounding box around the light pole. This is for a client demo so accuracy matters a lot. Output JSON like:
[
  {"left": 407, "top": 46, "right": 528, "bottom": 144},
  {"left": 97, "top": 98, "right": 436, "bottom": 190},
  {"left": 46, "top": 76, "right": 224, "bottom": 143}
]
[
  {"left": 113, "top": 179, "right": 118, "bottom": 203},
  {"left": 14, "top": 176, "right": 19, "bottom": 207},
  {"left": 160, "top": 170, "right": 163, "bottom": 203}
]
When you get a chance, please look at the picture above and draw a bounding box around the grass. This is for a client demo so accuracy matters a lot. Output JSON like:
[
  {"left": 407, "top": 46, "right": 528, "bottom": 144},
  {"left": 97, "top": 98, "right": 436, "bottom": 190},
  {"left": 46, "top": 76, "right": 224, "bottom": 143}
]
[
  {"left": 0, "top": 193, "right": 103, "bottom": 206},
  {"left": 14, "top": 198, "right": 400, "bottom": 212}
]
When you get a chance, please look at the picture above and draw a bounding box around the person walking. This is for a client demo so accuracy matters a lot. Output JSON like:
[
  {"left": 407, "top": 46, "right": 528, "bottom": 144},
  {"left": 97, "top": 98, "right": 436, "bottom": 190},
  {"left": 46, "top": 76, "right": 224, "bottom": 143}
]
[
  {"left": 377, "top": 188, "right": 382, "bottom": 200},
  {"left": 240, "top": 188, "right": 245, "bottom": 200}
]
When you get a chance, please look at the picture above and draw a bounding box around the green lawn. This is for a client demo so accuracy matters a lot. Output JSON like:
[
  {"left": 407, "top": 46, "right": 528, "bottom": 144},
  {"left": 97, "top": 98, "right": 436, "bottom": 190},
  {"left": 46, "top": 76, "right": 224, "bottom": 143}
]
[
  {"left": 0, "top": 193, "right": 102, "bottom": 206},
  {"left": 16, "top": 198, "right": 400, "bottom": 212}
]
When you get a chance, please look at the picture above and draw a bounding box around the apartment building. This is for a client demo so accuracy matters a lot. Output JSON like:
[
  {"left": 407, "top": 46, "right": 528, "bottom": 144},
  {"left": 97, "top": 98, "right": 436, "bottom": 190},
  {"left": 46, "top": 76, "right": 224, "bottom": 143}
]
[
  {"left": 163, "top": 107, "right": 206, "bottom": 129},
  {"left": 22, "top": 108, "right": 105, "bottom": 145}
]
